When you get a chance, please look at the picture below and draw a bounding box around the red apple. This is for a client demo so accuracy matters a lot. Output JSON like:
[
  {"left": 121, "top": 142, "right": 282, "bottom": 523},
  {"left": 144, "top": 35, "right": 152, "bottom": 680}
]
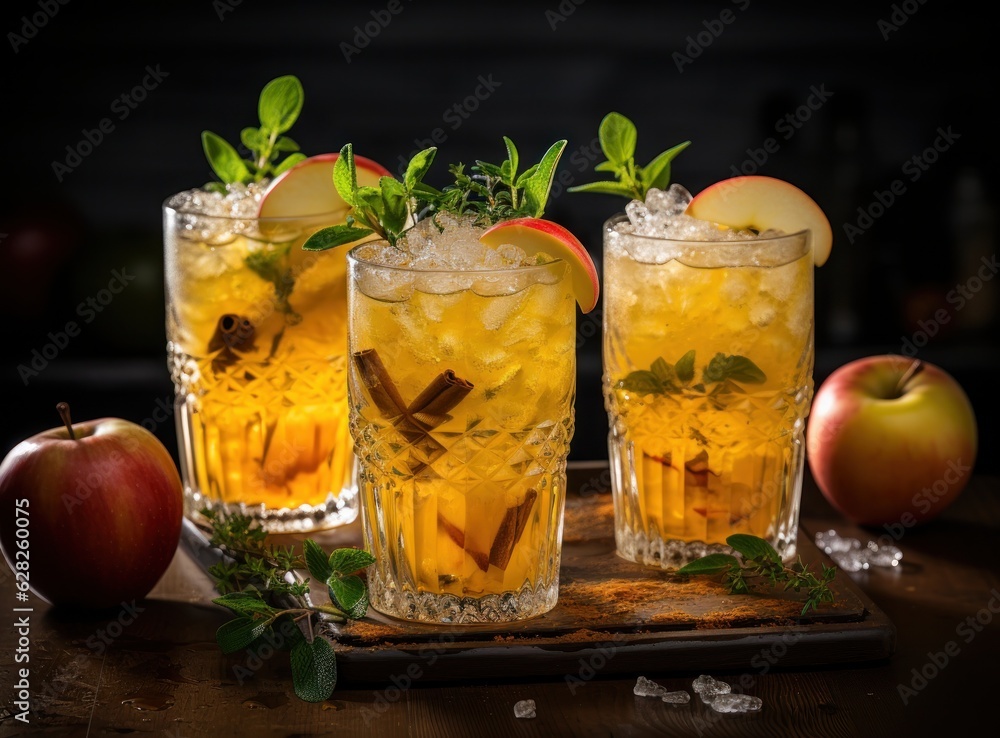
[
  {"left": 806, "top": 355, "right": 978, "bottom": 526},
  {"left": 479, "top": 217, "right": 600, "bottom": 313},
  {"left": 257, "top": 151, "right": 391, "bottom": 219},
  {"left": 0, "top": 403, "right": 184, "bottom": 609},
  {"left": 686, "top": 175, "right": 834, "bottom": 267}
]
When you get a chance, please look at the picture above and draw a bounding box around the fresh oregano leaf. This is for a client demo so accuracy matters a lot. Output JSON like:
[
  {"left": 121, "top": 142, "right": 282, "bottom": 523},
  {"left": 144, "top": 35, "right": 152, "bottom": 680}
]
[
  {"left": 290, "top": 635, "right": 337, "bottom": 703},
  {"left": 641, "top": 141, "right": 692, "bottom": 192},
  {"left": 676, "top": 553, "right": 738, "bottom": 575},
  {"left": 258, "top": 75, "right": 304, "bottom": 135},
  {"left": 727, "top": 534, "right": 782, "bottom": 563},
  {"left": 522, "top": 139, "right": 567, "bottom": 217},
  {"left": 202, "top": 131, "right": 251, "bottom": 184},
  {"left": 599, "top": 111, "right": 637, "bottom": 166},
  {"left": 333, "top": 144, "right": 359, "bottom": 206},
  {"left": 404, "top": 147, "right": 437, "bottom": 193},
  {"left": 212, "top": 592, "right": 279, "bottom": 618}
]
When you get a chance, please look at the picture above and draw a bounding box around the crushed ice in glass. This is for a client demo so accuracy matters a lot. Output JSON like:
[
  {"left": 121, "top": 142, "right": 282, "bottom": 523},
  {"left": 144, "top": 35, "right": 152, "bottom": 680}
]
[
  {"left": 814, "top": 530, "right": 902, "bottom": 571},
  {"left": 621, "top": 184, "right": 761, "bottom": 242},
  {"left": 691, "top": 675, "right": 731, "bottom": 701},
  {"left": 709, "top": 693, "right": 763, "bottom": 713},
  {"left": 633, "top": 676, "right": 668, "bottom": 698},
  {"left": 513, "top": 699, "right": 536, "bottom": 719}
]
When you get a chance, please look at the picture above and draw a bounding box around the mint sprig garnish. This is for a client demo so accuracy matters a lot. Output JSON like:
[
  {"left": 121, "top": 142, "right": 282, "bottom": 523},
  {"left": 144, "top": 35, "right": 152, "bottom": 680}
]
[
  {"left": 201, "top": 74, "right": 307, "bottom": 188},
  {"left": 678, "top": 534, "right": 837, "bottom": 616},
  {"left": 302, "top": 143, "right": 436, "bottom": 250},
  {"left": 617, "top": 350, "right": 766, "bottom": 401},
  {"left": 202, "top": 509, "right": 375, "bottom": 703},
  {"left": 302, "top": 137, "right": 569, "bottom": 252},
  {"left": 568, "top": 111, "right": 690, "bottom": 200}
]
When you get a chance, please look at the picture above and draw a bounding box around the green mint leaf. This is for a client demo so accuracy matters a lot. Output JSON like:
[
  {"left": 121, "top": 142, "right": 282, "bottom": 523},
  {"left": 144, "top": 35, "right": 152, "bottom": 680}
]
[
  {"left": 703, "top": 353, "right": 767, "bottom": 384},
  {"left": 476, "top": 161, "right": 503, "bottom": 179},
  {"left": 333, "top": 144, "right": 359, "bottom": 207},
  {"left": 212, "top": 592, "right": 279, "bottom": 618},
  {"left": 503, "top": 136, "right": 519, "bottom": 183},
  {"left": 355, "top": 186, "right": 383, "bottom": 218},
  {"left": 674, "top": 350, "right": 696, "bottom": 383},
  {"left": 379, "top": 176, "right": 409, "bottom": 235},
  {"left": 302, "top": 224, "right": 373, "bottom": 251},
  {"left": 404, "top": 147, "right": 437, "bottom": 193},
  {"left": 593, "top": 160, "right": 618, "bottom": 173},
  {"left": 677, "top": 553, "right": 739, "bottom": 576},
  {"left": 566, "top": 181, "right": 635, "bottom": 197},
  {"left": 202, "top": 130, "right": 250, "bottom": 184},
  {"left": 727, "top": 534, "right": 782, "bottom": 563},
  {"left": 521, "top": 139, "right": 567, "bottom": 217},
  {"left": 616, "top": 370, "right": 663, "bottom": 395},
  {"left": 258, "top": 75, "right": 304, "bottom": 135},
  {"left": 641, "top": 141, "right": 691, "bottom": 192},
  {"left": 216, "top": 616, "right": 275, "bottom": 654},
  {"left": 328, "top": 575, "right": 369, "bottom": 619},
  {"left": 273, "top": 152, "right": 306, "bottom": 176},
  {"left": 329, "top": 548, "right": 376, "bottom": 575},
  {"left": 303, "top": 539, "right": 333, "bottom": 582},
  {"left": 514, "top": 164, "right": 538, "bottom": 188},
  {"left": 599, "top": 112, "right": 637, "bottom": 166},
  {"left": 290, "top": 635, "right": 337, "bottom": 703}
]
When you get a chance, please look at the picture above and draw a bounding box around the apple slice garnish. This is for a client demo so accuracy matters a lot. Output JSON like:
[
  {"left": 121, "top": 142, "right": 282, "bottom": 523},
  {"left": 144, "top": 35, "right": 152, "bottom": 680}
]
[
  {"left": 685, "top": 175, "right": 833, "bottom": 267},
  {"left": 479, "top": 217, "right": 600, "bottom": 313},
  {"left": 257, "top": 152, "right": 391, "bottom": 223}
]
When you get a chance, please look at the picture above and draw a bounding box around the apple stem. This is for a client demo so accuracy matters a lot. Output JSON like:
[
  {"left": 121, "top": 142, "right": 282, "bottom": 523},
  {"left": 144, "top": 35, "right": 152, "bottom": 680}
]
[
  {"left": 895, "top": 360, "right": 924, "bottom": 397},
  {"left": 56, "top": 402, "right": 76, "bottom": 440}
]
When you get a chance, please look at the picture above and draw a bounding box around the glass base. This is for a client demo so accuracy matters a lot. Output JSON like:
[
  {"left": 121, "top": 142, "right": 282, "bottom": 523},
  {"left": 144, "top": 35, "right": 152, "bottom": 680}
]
[
  {"left": 614, "top": 526, "right": 798, "bottom": 569},
  {"left": 367, "top": 570, "right": 559, "bottom": 624},
  {"left": 184, "top": 486, "right": 359, "bottom": 534}
]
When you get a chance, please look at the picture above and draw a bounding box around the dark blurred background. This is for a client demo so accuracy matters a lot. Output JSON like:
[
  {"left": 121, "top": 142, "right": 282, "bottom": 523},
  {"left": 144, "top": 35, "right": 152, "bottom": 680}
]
[{"left": 1, "top": 0, "right": 996, "bottom": 472}]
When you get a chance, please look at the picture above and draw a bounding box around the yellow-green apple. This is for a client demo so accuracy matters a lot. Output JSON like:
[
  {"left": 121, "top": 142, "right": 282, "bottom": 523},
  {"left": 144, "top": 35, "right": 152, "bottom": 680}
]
[
  {"left": 479, "top": 217, "right": 600, "bottom": 313},
  {"left": 686, "top": 175, "right": 833, "bottom": 266},
  {"left": 806, "top": 356, "right": 978, "bottom": 526},
  {"left": 0, "top": 403, "right": 184, "bottom": 609},
  {"left": 257, "top": 151, "right": 390, "bottom": 219}
]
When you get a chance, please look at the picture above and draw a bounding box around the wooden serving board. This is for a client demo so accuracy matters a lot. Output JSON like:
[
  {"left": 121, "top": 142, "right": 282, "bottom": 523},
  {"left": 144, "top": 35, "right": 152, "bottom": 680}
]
[{"left": 319, "top": 463, "right": 897, "bottom": 683}]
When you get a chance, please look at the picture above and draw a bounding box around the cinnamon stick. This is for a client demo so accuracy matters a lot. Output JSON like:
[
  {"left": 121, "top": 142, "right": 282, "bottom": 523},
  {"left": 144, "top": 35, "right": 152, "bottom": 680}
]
[
  {"left": 488, "top": 488, "right": 539, "bottom": 571},
  {"left": 408, "top": 369, "right": 474, "bottom": 427},
  {"left": 209, "top": 313, "right": 256, "bottom": 371},
  {"left": 353, "top": 348, "right": 410, "bottom": 420},
  {"left": 437, "top": 512, "right": 490, "bottom": 573}
]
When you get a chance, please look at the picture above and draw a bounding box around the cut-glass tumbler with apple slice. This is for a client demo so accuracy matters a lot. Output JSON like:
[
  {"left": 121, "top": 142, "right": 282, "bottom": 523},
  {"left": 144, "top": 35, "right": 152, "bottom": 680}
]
[
  {"left": 603, "top": 179, "right": 829, "bottom": 568},
  {"left": 162, "top": 177, "right": 366, "bottom": 534}
]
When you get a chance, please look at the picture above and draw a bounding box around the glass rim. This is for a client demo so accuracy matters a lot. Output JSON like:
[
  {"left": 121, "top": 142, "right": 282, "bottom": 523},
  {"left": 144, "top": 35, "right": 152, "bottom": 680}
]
[
  {"left": 346, "top": 241, "right": 566, "bottom": 277},
  {"left": 162, "top": 197, "right": 351, "bottom": 224},
  {"left": 603, "top": 212, "right": 810, "bottom": 244}
]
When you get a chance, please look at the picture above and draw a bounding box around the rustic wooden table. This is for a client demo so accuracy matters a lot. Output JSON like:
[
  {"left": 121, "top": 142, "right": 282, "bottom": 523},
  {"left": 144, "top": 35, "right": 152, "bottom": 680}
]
[{"left": 3, "top": 464, "right": 998, "bottom": 737}]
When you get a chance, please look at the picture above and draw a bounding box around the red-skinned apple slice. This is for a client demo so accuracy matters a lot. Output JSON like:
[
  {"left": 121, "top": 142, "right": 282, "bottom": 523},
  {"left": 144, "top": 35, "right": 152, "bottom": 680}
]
[
  {"left": 479, "top": 217, "right": 600, "bottom": 313},
  {"left": 685, "top": 175, "right": 833, "bottom": 267},
  {"left": 257, "top": 152, "right": 391, "bottom": 219}
]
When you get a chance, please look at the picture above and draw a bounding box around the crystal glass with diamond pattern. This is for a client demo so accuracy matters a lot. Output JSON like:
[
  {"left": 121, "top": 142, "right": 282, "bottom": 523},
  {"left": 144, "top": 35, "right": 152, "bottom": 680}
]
[
  {"left": 163, "top": 197, "right": 359, "bottom": 533},
  {"left": 348, "top": 238, "right": 576, "bottom": 624},
  {"left": 603, "top": 214, "right": 814, "bottom": 569}
]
